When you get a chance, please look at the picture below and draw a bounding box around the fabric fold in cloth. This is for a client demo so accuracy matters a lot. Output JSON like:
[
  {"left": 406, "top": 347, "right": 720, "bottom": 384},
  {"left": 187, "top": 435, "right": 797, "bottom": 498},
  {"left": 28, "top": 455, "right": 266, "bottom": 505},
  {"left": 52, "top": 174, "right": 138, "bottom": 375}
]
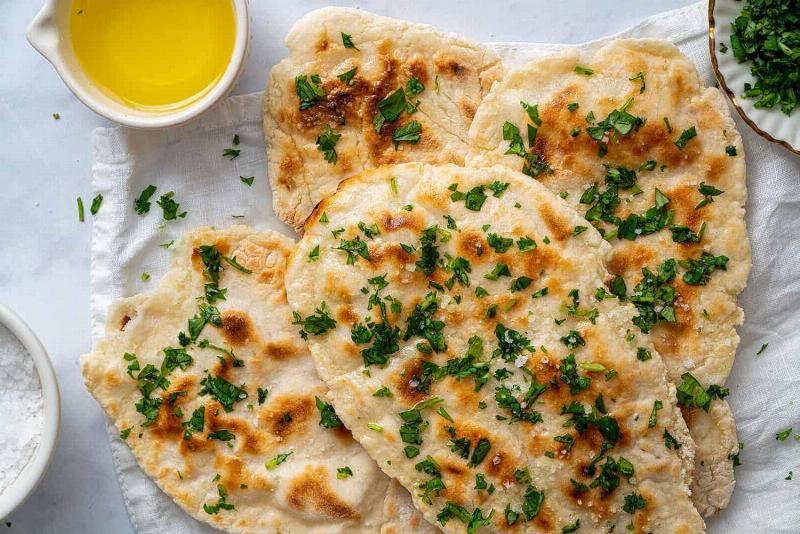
[{"left": 90, "top": 1, "right": 799, "bottom": 532}]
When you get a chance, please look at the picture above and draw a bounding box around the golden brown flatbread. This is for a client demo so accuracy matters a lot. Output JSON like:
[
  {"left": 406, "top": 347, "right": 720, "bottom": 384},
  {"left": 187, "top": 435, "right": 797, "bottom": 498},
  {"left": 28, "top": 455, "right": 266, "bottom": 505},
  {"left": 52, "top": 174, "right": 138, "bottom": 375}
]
[
  {"left": 264, "top": 7, "right": 502, "bottom": 231},
  {"left": 467, "top": 39, "right": 750, "bottom": 516},
  {"left": 285, "top": 163, "right": 704, "bottom": 533},
  {"left": 81, "top": 226, "right": 439, "bottom": 533}
]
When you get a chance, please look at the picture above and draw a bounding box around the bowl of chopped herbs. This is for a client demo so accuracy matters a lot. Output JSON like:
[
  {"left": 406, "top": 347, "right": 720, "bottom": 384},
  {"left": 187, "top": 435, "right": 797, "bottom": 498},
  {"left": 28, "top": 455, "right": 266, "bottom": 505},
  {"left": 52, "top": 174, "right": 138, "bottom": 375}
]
[{"left": 709, "top": 0, "right": 800, "bottom": 155}]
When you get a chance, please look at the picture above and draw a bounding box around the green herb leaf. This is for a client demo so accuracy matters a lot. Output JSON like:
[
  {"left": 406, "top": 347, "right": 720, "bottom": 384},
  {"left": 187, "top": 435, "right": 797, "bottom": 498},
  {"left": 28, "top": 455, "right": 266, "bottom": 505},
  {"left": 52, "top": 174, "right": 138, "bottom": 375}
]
[
  {"left": 157, "top": 192, "right": 187, "bottom": 221},
  {"left": 265, "top": 451, "right": 293, "bottom": 470},
  {"left": 315, "top": 396, "right": 344, "bottom": 428},
  {"left": 674, "top": 126, "right": 697, "bottom": 149},
  {"left": 295, "top": 74, "right": 325, "bottom": 110},
  {"left": 337, "top": 67, "right": 357, "bottom": 85},
  {"left": 90, "top": 194, "right": 103, "bottom": 216},
  {"left": 134, "top": 185, "right": 157, "bottom": 214},
  {"left": 316, "top": 124, "right": 341, "bottom": 164},
  {"left": 341, "top": 32, "right": 359, "bottom": 50}
]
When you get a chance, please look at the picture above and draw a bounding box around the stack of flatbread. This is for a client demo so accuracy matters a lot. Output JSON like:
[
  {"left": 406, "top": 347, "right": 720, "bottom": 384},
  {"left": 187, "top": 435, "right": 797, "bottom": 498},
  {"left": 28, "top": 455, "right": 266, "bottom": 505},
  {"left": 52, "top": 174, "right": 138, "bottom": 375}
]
[{"left": 83, "top": 7, "right": 749, "bottom": 533}]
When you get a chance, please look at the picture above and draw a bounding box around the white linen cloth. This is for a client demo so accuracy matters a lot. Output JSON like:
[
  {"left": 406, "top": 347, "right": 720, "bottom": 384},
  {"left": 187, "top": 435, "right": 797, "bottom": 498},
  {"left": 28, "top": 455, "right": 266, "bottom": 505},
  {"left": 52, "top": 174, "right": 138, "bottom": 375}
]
[{"left": 90, "top": 2, "right": 800, "bottom": 532}]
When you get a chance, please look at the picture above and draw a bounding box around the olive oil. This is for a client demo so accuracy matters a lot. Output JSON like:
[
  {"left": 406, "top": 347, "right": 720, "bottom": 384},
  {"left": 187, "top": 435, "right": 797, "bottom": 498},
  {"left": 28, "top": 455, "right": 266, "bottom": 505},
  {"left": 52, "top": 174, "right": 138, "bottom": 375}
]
[{"left": 70, "top": 0, "right": 236, "bottom": 112}]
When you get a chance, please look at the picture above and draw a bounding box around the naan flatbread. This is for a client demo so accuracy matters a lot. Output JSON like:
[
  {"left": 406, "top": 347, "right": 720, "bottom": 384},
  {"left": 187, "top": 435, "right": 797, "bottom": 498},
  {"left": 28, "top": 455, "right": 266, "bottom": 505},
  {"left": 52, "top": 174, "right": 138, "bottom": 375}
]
[
  {"left": 285, "top": 163, "right": 704, "bottom": 533},
  {"left": 81, "top": 226, "right": 438, "bottom": 534},
  {"left": 466, "top": 39, "right": 750, "bottom": 516},
  {"left": 264, "top": 7, "right": 502, "bottom": 231}
]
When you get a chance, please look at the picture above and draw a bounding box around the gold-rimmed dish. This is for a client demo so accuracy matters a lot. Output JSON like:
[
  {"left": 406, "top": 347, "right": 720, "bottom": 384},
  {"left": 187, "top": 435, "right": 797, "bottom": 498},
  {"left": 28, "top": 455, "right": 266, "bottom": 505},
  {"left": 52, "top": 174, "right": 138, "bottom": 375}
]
[{"left": 709, "top": 0, "right": 800, "bottom": 156}]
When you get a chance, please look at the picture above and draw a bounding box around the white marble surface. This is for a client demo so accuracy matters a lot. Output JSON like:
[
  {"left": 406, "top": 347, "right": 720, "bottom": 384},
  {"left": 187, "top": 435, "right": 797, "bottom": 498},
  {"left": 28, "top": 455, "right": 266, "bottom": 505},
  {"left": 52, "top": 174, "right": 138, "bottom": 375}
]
[{"left": 0, "top": 1, "right": 695, "bottom": 532}]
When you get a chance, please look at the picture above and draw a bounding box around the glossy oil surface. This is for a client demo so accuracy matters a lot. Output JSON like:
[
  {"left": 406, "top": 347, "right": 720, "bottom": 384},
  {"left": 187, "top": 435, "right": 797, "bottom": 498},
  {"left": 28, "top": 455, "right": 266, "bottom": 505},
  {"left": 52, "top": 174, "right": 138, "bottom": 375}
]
[{"left": 70, "top": 0, "right": 236, "bottom": 112}]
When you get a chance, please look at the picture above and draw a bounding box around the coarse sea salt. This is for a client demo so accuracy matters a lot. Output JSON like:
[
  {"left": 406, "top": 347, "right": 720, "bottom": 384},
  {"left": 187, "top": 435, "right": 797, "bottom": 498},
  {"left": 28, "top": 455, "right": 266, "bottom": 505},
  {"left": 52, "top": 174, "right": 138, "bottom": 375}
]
[{"left": 0, "top": 322, "right": 43, "bottom": 496}]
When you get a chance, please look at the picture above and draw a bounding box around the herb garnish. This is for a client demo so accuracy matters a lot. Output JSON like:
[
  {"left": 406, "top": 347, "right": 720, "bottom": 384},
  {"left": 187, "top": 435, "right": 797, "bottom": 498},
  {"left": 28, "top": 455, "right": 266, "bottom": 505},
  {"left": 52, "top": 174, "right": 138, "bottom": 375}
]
[
  {"left": 315, "top": 396, "right": 344, "bottom": 428},
  {"left": 292, "top": 302, "right": 336, "bottom": 339},
  {"left": 316, "top": 124, "right": 341, "bottom": 164},
  {"left": 676, "top": 372, "right": 729, "bottom": 411},
  {"left": 90, "top": 194, "right": 103, "bottom": 216},
  {"left": 730, "top": 0, "right": 800, "bottom": 115},
  {"left": 295, "top": 74, "right": 324, "bottom": 110},
  {"left": 265, "top": 451, "right": 293, "bottom": 470},
  {"left": 337, "top": 67, "right": 357, "bottom": 86},
  {"left": 157, "top": 192, "right": 187, "bottom": 221},
  {"left": 340, "top": 32, "right": 359, "bottom": 50},
  {"left": 199, "top": 373, "right": 248, "bottom": 412},
  {"left": 674, "top": 126, "right": 697, "bottom": 149},
  {"left": 203, "top": 484, "right": 235, "bottom": 514},
  {"left": 134, "top": 185, "right": 157, "bottom": 214}
]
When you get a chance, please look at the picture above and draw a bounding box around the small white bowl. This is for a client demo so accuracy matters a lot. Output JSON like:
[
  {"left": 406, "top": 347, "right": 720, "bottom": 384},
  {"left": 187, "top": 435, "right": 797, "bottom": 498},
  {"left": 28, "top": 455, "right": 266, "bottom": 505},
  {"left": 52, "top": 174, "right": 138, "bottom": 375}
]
[
  {"left": 26, "top": 0, "right": 250, "bottom": 129},
  {"left": 709, "top": 0, "right": 800, "bottom": 156},
  {"left": 0, "top": 304, "right": 60, "bottom": 520}
]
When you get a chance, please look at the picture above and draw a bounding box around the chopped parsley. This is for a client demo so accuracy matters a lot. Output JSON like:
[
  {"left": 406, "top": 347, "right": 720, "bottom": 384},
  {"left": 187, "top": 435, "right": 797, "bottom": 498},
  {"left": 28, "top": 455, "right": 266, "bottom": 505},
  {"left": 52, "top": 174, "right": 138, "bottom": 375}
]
[
  {"left": 403, "top": 292, "right": 447, "bottom": 353},
  {"left": 679, "top": 252, "right": 729, "bottom": 286},
  {"left": 776, "top": 428, "right": 793, "bottom": 441},
  {"left": 574, "top": 66, "right": 594, "bottom": 76},
  {"left": 393, "top": 120, "right": 422, "bottom": 146},
  {"left": 208, "top": 429, "right": 235, "bottom": 442},
  {"left": 265, "top": 451, "right": 293, "bottom": 470},
  {"left": 292, "top": 302, "right": 336, "bottom": 339},
  {"left": 648, "top": 400, "right": 663, "bottom": 428},
  {"left": 340, "top": 32, "right": 358, "bottom": 50},
  {"left": 157, "top": 192, "right": 187, "bottom": 221},
  {"left": 674, "top": 126, "right": 697, "bottom": 149},
  {"left": 295, "top": 74, "right": 324, "bottom": 110},
  {"left": 316, "top": 124, "right": 341, "bottom": 164},
  {"left": 315, "top": 396, "right": 344, "bottom": 428},
  {"left": 629, "top": 258, "right": 678, "bottom": 333},
  {"left": 730, "top": 0, "right": 800, "bottom": 115},
  {"left": 333, "top": 235, "right": 369, "bottom": 264},
  {"left": 337, "top": 466, "right": 354, "bottom": 479},
  {"left": 337, "top": 67, "right": 357, "bottom": 86},
  {"left": 585, "top": 97, "right": 644, "bottom": 157},
  {"left": 203, "top": 484, "right": 235, "bottom": 514},
  {"left": 487, "top": 233, "right": 514, "bottom": 253},
  {"left": 502, "top": 120, "right": 552, "bottom": 177},
  {"left": 559, "top": 354, "right": 590, "bottom": 394},
  {"left": 222, "top": 148, "right": 240, "bottom": 160},
  {"left": 449, "top": 181, "right": 509, "bottom": 211},
  {"left": 696, "top": 181, "right": 725, "bottom": 208},
  {"left": 629, "top": 71, "right": 646, "bottom": 93},
  {"left": 134, "top": 185, "right": 157, "bottom": 214},
  {"left": 664, "top": 429, "right": 681, "bottom": 449},
  {"left": 90, "top": 194, "right": 103, "bottom": 216},
  {"left": 484, "top": 263, "right": 510, "bottom": 280},
  {"left": 240, "top": 175, "right": 254, "bottom": 186},
  {"left": 622, "top": 492, "right": 646, "bottom": 514},
  {"left": 676, "top": 372, "right": 729, "bottom": 412},
  {"left": 199, "top": 374, "right": 248, "bottom": 412}
]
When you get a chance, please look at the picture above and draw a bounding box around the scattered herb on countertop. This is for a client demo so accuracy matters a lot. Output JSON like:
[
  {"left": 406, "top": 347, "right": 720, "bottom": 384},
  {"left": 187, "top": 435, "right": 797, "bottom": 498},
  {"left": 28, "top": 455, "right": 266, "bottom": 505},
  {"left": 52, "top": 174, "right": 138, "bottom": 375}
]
[
  {"left": 134, "top": 185, "right": 157, "bottom": 215},
  {"left": 157, "top": 192, "right": 187, "bottom": 221},
  {"left": 90, "top": 194, "right": 103, "bottom": 216}
]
